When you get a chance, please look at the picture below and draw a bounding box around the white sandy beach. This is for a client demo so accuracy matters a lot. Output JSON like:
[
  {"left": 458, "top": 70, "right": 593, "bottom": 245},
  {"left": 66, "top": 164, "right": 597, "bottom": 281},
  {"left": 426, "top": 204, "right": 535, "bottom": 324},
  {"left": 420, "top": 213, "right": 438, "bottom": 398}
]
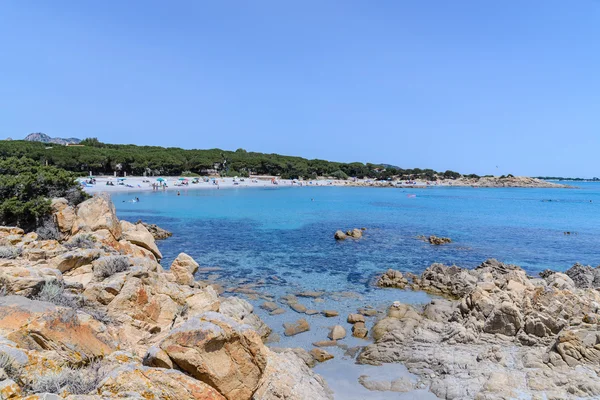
[{"left": 81, "top": 175, "right": 430, "bottom": 193}]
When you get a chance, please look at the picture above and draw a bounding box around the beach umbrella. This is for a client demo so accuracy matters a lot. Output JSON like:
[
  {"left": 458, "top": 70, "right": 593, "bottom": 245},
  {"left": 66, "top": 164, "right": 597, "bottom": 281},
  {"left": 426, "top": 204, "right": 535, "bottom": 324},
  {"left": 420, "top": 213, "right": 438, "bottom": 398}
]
[
  {"left": 178, "top": 177, "right": 186, "bottom": 181},
  {"left": 118, "top": 178, "right": 126, "bottom": 181},
  {"left": 156, "top": 178, "right": 165, "bottom": 182}
]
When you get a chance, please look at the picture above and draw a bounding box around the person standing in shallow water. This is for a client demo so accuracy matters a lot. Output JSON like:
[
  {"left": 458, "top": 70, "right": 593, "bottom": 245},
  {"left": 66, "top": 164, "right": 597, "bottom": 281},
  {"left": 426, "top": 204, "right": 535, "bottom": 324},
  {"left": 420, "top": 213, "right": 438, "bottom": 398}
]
[{"left": 177, "top": 191, "right": 180, "bottom": 196}]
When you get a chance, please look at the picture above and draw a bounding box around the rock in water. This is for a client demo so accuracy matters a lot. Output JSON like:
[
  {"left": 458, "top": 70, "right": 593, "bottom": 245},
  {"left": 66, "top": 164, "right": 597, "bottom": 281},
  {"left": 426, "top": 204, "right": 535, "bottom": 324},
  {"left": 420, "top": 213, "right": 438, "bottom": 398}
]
[
  {"left": 310, "top": 348, "right": 334, "bottom": 363},
  {"left": 377, "top": 269, "right": 409, "bottom": 289},
  {"left": 283, "top": 319, "right": 310, "bottom": 336},
  {"left": 334, "top": 230, "right": 347, "bottom": 240},
  {"left": 328, "top": 325, "right": 346, "bottom": 340},
  {"left": 347, "top": 313, "right": 365, "bottom": 323},
  {"left": 427, "top": 235, "right": 452, "bottom": 245},
  {"left": 362, "top": 259, "right": 600, "bottom": 399}
]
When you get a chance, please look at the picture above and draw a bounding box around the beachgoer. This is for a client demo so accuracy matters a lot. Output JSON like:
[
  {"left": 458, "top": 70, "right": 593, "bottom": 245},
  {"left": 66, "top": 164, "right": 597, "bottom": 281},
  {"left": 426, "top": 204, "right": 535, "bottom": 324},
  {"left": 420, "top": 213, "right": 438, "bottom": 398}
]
[{"left": 177, "top": 191, "right": 180, "bottom": 196}]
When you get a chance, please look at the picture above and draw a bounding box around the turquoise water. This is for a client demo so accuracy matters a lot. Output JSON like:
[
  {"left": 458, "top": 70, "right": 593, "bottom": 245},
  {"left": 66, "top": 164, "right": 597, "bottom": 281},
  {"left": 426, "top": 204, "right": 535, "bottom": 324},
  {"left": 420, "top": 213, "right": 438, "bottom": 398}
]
[
  {"left": 114, "top": 183, "right": 600, "bottom": 286},
  {"left": 112, "top": 183, "right": 600, "bottom": 398}
]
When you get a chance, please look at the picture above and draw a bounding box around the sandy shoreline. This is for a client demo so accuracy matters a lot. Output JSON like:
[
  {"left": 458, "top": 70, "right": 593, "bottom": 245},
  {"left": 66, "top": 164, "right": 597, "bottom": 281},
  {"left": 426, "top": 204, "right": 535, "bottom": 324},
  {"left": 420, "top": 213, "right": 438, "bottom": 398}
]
[{"left": 82, "top": 175, "right": 569, "bottom": 193}]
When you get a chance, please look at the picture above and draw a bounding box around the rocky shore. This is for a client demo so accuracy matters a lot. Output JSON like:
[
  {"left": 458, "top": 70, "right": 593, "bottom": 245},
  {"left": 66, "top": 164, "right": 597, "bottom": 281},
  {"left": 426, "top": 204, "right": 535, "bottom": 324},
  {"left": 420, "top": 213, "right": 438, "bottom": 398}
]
[
  {"left": 0, "top": 194, "right": 332, "bottom": 399},
  {"left": 339, "top": 176, "right": 570, "bottom": 189},
  {"left": 366, "top": 259, "right": 600, "bottom": 399}
]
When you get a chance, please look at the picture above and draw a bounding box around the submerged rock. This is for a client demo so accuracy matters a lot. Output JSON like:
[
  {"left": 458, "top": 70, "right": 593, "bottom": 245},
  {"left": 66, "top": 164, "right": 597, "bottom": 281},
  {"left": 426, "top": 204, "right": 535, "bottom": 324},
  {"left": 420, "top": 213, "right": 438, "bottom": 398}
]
[{"left": 283, "top": 319, "right": 310, "bottom": 336}]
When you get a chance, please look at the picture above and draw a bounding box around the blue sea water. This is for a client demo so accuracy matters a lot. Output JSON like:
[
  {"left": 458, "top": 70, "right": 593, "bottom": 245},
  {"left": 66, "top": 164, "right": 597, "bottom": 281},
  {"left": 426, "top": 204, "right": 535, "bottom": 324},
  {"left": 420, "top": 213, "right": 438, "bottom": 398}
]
[
  {"left": 111, "top": 183, "right": 600, "bottom": 398},
  {"left": 114, "top": 183, "right": 600, "bottom": 283}
]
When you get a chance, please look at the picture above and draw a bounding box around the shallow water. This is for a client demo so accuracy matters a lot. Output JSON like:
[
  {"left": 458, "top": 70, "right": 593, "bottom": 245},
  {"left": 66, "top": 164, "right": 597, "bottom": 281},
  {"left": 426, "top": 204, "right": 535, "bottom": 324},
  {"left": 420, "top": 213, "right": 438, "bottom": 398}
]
[{"left": 112, "top": 183, "right": 600, "bottom": 398}]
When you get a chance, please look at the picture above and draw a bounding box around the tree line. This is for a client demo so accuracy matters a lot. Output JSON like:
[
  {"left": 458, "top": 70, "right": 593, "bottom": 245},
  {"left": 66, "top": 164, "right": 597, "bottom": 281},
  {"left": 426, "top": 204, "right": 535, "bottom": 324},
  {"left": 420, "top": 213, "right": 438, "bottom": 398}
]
[{"left": 0, "top": 139, "right": 467, "bottom": 181}]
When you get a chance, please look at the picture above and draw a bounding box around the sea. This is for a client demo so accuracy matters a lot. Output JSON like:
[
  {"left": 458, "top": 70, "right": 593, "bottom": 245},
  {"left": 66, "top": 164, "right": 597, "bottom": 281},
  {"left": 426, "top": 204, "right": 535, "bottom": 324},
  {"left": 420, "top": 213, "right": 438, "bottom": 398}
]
[{"left": 111, "top": 182, "right": 600, "bottom": 399}]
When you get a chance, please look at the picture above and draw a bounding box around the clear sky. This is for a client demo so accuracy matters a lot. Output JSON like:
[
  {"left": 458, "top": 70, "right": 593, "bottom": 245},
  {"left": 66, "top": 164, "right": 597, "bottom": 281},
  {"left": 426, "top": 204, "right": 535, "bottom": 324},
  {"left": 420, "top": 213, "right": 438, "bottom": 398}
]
[{"left": 1, "top": 1, "right": 599, "bottom": 177}]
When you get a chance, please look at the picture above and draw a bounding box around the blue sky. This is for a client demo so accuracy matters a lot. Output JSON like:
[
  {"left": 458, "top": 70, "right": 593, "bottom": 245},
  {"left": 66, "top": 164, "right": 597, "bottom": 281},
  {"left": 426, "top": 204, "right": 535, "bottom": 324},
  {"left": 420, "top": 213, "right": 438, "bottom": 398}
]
[{"left": 1, "top": 1, "right": 599, "bottom": 177}]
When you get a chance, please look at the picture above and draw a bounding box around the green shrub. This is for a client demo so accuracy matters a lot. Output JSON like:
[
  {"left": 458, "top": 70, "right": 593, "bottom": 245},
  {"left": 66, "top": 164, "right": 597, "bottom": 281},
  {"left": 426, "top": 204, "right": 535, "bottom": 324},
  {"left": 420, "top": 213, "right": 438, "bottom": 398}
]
[{"left": 0, "top": 157, "right": 86, "bottom": 231}]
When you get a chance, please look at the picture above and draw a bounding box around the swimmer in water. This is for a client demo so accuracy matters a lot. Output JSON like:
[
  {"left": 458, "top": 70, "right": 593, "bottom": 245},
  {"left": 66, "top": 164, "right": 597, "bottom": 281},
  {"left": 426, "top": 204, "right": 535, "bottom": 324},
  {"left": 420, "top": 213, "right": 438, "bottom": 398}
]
[{"left": 177, "top": 191, "right": 180, "bottom": 196}]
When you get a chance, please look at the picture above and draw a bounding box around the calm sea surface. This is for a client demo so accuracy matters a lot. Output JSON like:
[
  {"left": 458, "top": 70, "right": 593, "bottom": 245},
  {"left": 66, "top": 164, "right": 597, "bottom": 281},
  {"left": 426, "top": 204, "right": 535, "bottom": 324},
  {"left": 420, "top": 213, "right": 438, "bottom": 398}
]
[
  {"left": 111, "top": 182, "right": 600, "bottom": 399},
  {"left": 113, "top": 182, "right": 600, "bottom": 283}
]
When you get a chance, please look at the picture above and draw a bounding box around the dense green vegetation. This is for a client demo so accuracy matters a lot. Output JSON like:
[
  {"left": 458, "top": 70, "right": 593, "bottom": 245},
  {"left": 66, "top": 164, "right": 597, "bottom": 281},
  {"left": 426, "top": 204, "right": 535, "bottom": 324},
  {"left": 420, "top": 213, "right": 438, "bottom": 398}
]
[
  {"left": 0, "top": 139, "right": 464, "bottom": 181},
  {"left": 0, "top": 157, "right": 86, "bottom": 231}
]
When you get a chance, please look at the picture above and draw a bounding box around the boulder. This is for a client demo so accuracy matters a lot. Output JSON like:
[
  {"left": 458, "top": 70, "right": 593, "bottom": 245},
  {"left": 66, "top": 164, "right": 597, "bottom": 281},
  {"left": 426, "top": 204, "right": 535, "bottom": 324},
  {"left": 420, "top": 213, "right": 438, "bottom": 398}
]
[
  {"left": 352, "top": 322, "right": 368, "bottom": 338},
  {"left": 50, "top": 249, "right": 102, "bottom": 273},
  {"left": 328, "top": 325, "right": 346, "bottom": 340},
  {"left": 271, "top": 347, "right": 316, "bottom": 368},
  {"left": 260, "top": 302, "right": 279, "bottom": 312},
  {"left": 169, "top": 252, "right": 199, "bottom": 286},
  {"left": 0, "top": 266, "right": 62, "bottom": 297},
  {"left": 428, "top": 235, "right": 451, "bottom": 245},
  {"left": 310, "top": 348, "right": 334, "bottom": 363},
  {"left": 99, "top": 363, "right": 226, "bottom": 399},
  {"left": 159, "top": 312, "right": 268, "bottom": 400},
  {"left": 482, "top": 301, "right": 523, "bottom": 336},
  {"left": 334, "top": 230, "right": 347, "bottom": 240},
  {"left": 0, "top": 296, "right": 114, "bottom": 364},
  {"left": 376, "top": 269, "right": 408, "bottom": 289},
  {"left": 347, "top": 313, "right": 365, "bottom": 324},
  {"left": 347, "top": 228, "right": 362, "bottom": 239},
  {"left": 283, "top": 319, "right": 310, "bottom": 336},
  {"left": 72, "top": 194, "right": 122, "bottom": 240},
  {"left": 252, "top": 350, "right": 333, "bottom": 400},
  {"left": 143, "top": 345, "right": 174, "bottom": 369},
  {"left": 120, "top": 221, "right": 162, "bottom": 260},
  {"left": 219, "top": 297, "right": 270, "bottom": 339},
  {"left": 322, "top": 310, "right": 338, "bottom": 317},
  {"left": 289, "top": 302, "right": 307, "bottom": 313},
  {"left": 50, "top": 198, "right": 76, "bottom": 237}
]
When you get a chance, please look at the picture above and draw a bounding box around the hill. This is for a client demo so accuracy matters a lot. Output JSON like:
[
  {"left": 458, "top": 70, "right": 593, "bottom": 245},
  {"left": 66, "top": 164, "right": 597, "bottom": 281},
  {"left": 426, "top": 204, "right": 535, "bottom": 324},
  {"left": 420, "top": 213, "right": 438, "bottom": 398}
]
[{"left": 24, "top": 132, "right": 81, "bottom": 145}]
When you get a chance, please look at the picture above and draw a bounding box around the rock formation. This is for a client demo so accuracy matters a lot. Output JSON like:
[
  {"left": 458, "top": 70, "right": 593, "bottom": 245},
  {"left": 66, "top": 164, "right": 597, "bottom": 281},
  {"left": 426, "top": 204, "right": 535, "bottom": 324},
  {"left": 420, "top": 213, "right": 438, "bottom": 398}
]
[
  {"left": 364, "top": 259, "right": 600, "bottom": 399},
  {"left": 0, "top": 194, "right": 332, "bottom": 400},
  {"left": 334, "top": 228, "right": 364, "bottom": 240},
  {"left": 427, "top": 235, "right": 451, "bottom": 245}
]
